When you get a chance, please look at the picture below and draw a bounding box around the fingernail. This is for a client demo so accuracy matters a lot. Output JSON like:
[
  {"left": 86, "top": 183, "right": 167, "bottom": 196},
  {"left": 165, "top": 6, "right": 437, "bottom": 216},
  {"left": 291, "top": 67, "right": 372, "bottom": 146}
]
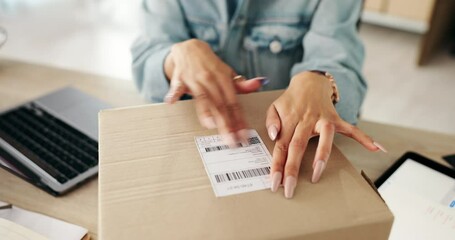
[
  {"left": 284, "top": 176, "right": 297, "bottom": 199},
  {"left": 268, "top": 125, "right": 278, "bottom": 141},
  {"left": 238, "top": 129, "right": 249, "bottom": 146},
  {"left": 164, "top": 93, "right": 173, "bottom": 103},
  {"left": 260, "top": 78, "right": 269, "bottom": 86},
  {"left": 223, "top": 133, "right": 238, "bottom": 149},
  {"left": 311, "top": 160, "right": 326, "bottom": 183},
  {"left": 373, "top": 141, "right": 388, "bottom": 153},
  {"left": 202, "top": 117, "right": 216, "bottom": 129},
  {"left": 271, "top": 172, "right": 282, "bottom": 192},
  {"left": 249, "top": 77, "right": 269, "bottom": 86}
]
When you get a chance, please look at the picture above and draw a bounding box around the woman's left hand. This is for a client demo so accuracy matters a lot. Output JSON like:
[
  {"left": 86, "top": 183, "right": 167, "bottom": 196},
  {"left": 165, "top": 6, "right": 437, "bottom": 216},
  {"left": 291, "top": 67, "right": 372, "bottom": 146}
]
[{"left": 266, "top": 71, "right": 384, "bottom": 199}]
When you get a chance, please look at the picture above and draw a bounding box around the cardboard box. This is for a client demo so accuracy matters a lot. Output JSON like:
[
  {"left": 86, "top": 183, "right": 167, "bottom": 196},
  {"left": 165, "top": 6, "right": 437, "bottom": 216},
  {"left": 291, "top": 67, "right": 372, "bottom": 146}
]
[
  {"left": 387, "top": 0, "right": 435, "bottom": 21},
  {"left": 98, "top": 90, "right": 393, "bottom": 239},
  {"left": 364, "top": 0, "right": 388, "bottom": 12}
]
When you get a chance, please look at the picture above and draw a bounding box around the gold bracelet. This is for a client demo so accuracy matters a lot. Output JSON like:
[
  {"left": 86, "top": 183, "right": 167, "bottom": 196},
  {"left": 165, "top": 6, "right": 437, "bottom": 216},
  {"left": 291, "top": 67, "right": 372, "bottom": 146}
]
[{"left": 310, "top": 71, "right": 340, "bottom": 104}]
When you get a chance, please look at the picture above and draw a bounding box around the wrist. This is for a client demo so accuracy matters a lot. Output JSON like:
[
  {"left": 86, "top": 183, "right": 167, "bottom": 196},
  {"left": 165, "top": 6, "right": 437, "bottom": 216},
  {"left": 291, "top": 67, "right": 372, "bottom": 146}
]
[
  {"left": 290, "top": 71, "right": 331, "bottom": 90},
  {"left": 290, "top": 71, "right": 339, "bottom": 104},
  {"left": 309, "top": 70, "right": 339, "bottom": 104}
]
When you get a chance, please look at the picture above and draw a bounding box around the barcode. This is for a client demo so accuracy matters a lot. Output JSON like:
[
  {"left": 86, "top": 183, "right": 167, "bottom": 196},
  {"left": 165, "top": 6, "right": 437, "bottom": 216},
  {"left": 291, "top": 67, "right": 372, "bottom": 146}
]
[
  {"left": 248, "top": 136, "right": 260, "bottom": 145},
  {"left": 205, "top": 143, "right": 241, "bottom": 152},
  {"left": 204, "top": 137, "right": 261, "bottom": 152},
  {"left": 214, "top": 166, "right": 271, "bottom": 183}
]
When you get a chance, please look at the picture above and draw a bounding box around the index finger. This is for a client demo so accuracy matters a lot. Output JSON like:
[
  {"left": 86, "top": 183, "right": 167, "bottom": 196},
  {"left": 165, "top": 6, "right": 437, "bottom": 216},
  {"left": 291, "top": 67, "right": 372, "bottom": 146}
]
[{"left": 215, "top": 75, "right": 248, "bottom": 142}]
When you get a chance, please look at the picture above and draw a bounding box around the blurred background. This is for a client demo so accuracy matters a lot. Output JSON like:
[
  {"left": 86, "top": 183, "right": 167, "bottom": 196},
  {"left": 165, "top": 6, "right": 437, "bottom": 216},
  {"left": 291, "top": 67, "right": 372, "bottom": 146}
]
[{"left": 0, "top": 0, "right": 454, "bottom": 134}]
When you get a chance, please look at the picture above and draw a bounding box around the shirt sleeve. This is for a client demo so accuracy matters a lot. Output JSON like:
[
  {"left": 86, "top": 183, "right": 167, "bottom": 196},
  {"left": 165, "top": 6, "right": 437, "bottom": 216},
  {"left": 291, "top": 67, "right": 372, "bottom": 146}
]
[
  {"left": 290, "top": 0, "right": 367, "bottom": 124},
  {"left": 131, "top": 0, "right": 190, "bottom": 102}
]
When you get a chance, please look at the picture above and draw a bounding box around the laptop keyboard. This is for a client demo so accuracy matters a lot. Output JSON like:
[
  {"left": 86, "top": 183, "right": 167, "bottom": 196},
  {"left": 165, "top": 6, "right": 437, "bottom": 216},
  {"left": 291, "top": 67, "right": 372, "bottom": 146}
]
[{"left": 0, "top": 103, "right": 98, "bottom": 183}]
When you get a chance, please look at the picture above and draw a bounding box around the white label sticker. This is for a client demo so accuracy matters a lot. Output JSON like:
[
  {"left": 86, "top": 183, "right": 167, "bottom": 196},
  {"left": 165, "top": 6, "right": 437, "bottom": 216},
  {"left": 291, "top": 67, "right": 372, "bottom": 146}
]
[{"left": 195, "top": 129, "right": 272, "bottom": 197}]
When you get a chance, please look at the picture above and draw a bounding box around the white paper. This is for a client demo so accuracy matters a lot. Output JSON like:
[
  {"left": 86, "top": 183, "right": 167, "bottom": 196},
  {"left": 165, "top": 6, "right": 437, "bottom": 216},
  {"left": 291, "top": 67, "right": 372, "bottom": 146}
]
[
  {"left": 380, "top": 184, "right": 455, "bottom": 240},
  {"left": 0, "top": 201, "right": 87, "bottom": 240},
  {"left": 195, "top": 129, "right": 272, "bottom": 197},
  {"left": 378, "top": 159, "right": 455, "bottom": 240},
  {"left": 0, "top": 218, "right": 49, "bottom": 240}
]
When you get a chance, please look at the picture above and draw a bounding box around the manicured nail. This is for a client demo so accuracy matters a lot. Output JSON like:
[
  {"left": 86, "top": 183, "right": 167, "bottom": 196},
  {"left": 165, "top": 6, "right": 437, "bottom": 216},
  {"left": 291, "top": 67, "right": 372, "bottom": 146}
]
[
  {"left": 249, "top": 77, "right": 269, "bottom": 86},
  {"left": 223, "top": 133, "right": 238, "bottom": 149},
  {"left": 202, "top": 117, "right": 216, "bottom": 129},
  {"left": 260, "top": 78, "right": 269, "bottom": 86},
  {"left": 238, "top": 129, "right": 249, "bottom": 146},
  {"left": 271, "top": 172, "right": 282, "bottom": 192},
  {"left": 255, "top": 77, "right": 270, "bottom": 86},
  {"left": 311, "top": 160, "right": 326, "bottom": 183},
  {"left": 268, "top": 125, "right": 278, "bottom": 141},
  {"left": 373, "top": 141, "right": 388, "bottom": 153},
  {"left": 284, "top": 176, "right": 297, "bottom": 199},
  {"left": 164, "top": 93, "right": 173, "bottom": 103}
]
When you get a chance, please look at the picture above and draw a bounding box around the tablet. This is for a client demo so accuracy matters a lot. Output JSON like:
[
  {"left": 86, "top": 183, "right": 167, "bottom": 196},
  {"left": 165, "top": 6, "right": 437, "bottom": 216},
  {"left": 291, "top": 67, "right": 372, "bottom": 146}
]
[{"left": 375, "top": 152, "right": 455, "bottom": 240}]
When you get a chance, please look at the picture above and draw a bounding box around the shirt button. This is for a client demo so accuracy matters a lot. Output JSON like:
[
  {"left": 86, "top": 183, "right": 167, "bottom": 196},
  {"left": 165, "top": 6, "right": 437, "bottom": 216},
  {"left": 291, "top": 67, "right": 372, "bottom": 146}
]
[{"left": 269, "top": 40, "right": 282, "bottom": 54}]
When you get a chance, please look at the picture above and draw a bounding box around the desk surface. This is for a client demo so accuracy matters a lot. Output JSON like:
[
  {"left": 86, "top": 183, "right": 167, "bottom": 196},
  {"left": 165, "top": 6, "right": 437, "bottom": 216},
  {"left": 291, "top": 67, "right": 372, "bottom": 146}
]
[
  {"left": 0, "top": 58, "right": 146, "bottom": 240},
  {"left": 0, "top": 58, "right": 454, "bottom": 239}
]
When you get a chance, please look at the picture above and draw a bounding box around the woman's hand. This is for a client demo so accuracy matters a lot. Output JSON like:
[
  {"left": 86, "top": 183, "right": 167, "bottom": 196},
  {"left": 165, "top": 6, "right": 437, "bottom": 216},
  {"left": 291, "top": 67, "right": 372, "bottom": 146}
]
[
  {"left": 266, "top": 71, "right": 385, "bottom": 199},
  {"left": 164, "top": 39, "right": 264, "bottom": 146}
]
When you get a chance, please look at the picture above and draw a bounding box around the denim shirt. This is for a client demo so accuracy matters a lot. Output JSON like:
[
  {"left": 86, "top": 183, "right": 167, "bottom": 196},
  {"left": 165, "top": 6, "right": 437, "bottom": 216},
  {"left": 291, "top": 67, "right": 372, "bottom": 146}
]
[{"left": 131, "top": 0, "right": 366, "bottom": 124}]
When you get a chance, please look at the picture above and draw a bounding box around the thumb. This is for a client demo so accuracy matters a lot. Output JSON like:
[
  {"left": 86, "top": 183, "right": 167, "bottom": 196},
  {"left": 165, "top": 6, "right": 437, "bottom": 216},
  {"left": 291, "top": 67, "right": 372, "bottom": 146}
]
[{"left": 234, "top": 77, "right": 268, "bottom": 94}]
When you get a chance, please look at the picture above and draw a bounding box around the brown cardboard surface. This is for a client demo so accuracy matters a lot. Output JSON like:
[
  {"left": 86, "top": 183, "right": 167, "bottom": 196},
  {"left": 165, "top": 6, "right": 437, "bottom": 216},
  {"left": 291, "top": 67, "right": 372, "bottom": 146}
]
[
  {"left": 98, "top": 90, "right": 393, "bottom": 240},
  {"left": 387, "top": 0, "right": 435, "bottom": 21},
  {"left": 365, "top": 0, "right": 388, "bottom": 12}
]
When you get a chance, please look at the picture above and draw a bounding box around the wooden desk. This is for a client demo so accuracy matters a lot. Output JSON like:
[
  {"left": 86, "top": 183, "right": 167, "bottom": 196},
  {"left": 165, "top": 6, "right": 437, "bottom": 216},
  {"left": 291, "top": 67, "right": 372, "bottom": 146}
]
[
  {"left": 0, "top": 58, "right": 146, "bottom": 240},
  {"left": 334, "top": 121, "right": 455, "bottom": 180},
  {"left": 0, "top": 58, "right": 454, "bottom": 239}
]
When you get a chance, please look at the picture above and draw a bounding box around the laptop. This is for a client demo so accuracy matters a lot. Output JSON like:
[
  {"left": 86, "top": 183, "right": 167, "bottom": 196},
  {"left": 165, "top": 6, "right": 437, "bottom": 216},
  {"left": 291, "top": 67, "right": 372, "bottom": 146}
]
[{"left": 0, "top": 87, "right": 111, "bottom": 196}]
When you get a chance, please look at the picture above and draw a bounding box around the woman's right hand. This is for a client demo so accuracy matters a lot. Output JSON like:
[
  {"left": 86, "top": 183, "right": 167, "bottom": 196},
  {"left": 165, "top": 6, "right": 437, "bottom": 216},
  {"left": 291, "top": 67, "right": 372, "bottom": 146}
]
[{"left": 164, "top": 39, "right": 262, "bottom": 146}]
